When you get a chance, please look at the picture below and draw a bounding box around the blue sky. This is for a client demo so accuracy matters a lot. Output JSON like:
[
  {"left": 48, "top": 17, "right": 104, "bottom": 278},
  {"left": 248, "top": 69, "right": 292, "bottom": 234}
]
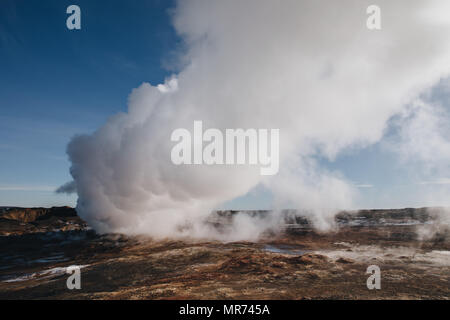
[
  {"left": 0, "top": 0, "right": 178, "bottom": 206},
  {"left": 1, "top": 0, "right": 450, "bottom": 209}
]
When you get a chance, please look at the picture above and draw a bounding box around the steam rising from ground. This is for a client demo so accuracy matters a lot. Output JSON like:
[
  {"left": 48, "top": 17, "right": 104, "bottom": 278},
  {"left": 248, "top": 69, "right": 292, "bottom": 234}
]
[
  {"left": 65, "top": 0, "right": 450, "bottom": 240},
  {"left": 417, "top": 208, "right": 450, "bottom": 241}
]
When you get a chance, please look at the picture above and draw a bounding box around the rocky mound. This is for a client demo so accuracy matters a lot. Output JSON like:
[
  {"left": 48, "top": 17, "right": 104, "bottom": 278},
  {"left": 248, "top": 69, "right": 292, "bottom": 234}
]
[
  {"left": 0, "top": 206, "right": 76, "bottom": 222},
  {"left": 0, "top": 207, "right": 85, "bottom": 236}
]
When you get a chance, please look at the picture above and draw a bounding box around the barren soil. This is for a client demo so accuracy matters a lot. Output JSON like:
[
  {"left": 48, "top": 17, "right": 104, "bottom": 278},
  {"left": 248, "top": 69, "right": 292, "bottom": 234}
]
[{"left": 0, "top": 208, "right": 449, "bottom": 299}]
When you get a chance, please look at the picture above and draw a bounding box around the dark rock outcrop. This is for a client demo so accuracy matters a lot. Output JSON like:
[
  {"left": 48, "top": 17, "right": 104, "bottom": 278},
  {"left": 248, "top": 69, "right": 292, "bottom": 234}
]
[
  {"left": 0, "top": 206, "right": 76, "bottom": 223},
  {"left": 0, "top": 207, "right": 83, "bottom": 236}
]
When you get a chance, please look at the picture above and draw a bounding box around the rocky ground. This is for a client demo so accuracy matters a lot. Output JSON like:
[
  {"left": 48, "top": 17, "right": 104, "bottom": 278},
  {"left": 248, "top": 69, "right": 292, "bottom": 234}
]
[{"left": 0, "top": 207, "right": 449, "bottom": 299}]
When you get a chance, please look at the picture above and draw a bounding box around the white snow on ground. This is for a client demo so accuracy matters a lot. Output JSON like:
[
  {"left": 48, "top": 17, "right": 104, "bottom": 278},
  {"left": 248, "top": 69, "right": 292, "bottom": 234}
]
[
  {"left": 318, "top": 243, "right": 450, "bottom": 267},
  {"left": 3, "top": 265, "right": 89, "bottom": 283}
]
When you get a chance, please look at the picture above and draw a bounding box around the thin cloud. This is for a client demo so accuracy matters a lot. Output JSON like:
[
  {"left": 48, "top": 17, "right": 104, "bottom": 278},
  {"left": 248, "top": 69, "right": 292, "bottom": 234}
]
[
  {"left": 417, "top": 178, "right": 450, "bottom": 185},
  {"left": 355, "top": 184, "right": 374, "bottom": 188},
  {"left": 0, "top": 185, "right": 56, "bottom": 192}
]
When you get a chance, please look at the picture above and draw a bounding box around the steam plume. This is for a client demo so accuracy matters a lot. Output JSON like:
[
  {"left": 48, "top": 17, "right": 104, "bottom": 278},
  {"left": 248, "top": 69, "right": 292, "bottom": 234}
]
[{"left": 65, "top": 0, "right": 450, "bottom": 240}]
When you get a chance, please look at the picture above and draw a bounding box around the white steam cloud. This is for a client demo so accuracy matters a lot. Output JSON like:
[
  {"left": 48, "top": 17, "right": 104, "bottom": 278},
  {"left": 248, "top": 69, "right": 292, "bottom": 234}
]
[{"left": 65, "top": 0, "right": 450, "bottom": 240}]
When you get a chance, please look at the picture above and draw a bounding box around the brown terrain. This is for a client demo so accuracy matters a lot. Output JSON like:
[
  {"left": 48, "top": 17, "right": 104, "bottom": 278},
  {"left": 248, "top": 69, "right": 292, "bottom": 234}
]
[{"left": 0, "top": 207, "right": 449, "bottom": 299}]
